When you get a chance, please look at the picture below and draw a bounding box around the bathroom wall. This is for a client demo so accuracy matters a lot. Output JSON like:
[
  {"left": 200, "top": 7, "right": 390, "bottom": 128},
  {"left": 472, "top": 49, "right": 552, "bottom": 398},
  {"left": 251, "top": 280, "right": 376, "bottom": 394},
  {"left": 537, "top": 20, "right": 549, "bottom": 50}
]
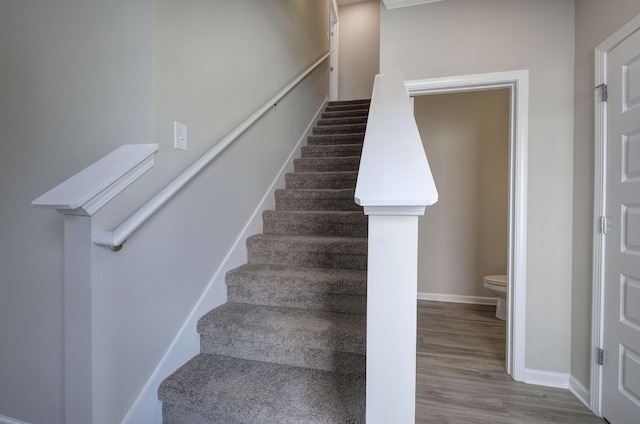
[
  {"left": 338, "top": 0, "right": 380, "bottom": 100},
  {"left": 381, "top": 0, "right": 575, "bottom": 376},
  {"left": 414, "top": 90, "right": 510, "bottom": 298}
]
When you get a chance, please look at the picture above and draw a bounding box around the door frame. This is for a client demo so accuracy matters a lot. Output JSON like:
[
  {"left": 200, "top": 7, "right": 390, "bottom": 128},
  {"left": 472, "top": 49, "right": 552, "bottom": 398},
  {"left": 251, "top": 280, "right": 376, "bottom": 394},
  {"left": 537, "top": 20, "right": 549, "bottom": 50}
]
[
  {"left": 591, "top": 14, "right": 640, "bottom": 416},
  {"left": 329, "top": 0, "right": 339, "bottom": 101},
  {"left": 405, "top": 69, "right": 529, "bottom": 382}
]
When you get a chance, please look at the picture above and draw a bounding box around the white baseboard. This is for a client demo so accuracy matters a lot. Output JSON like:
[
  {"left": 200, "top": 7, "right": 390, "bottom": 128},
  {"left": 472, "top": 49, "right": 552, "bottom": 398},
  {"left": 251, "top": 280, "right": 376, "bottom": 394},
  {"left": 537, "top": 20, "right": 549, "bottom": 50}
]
[
  {"left": 524, "top": 368, "right": 570, "bottom": 389},
  {"left": 0, "top": 415, "right": 31, "bottom": 424},
  {"left": 417, "top": 292, "right": 497, "bottom": 305},
  {"left": 569, "top": 375, "right": 591, "bottom": 409},
  {"left": 121, "top": 98, "right": 328, "bottom": 424}
]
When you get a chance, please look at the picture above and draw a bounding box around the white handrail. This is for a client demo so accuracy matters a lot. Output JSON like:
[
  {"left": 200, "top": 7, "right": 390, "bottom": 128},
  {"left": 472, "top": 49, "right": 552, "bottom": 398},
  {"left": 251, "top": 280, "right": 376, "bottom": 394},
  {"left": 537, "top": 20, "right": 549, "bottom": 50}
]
[
  {"left": 355, "top": 72, "right": 438, "bottom": 214},
  {"left": 357, "top": 72, "right": 437, "bottom": 423},
  {"left": 93, "top": 51, "right": 332, "bottom": 250}
]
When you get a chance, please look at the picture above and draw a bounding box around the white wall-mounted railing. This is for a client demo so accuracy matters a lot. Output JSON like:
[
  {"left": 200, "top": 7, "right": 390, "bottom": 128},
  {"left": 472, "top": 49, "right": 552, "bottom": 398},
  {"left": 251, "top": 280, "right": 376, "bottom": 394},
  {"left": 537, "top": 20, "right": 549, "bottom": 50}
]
[
  {"left": 91, "top": 51, "right": 331, "bottom": 251},
  {"left": 356, "top": 72, "right": 438, "bottom": 423}
]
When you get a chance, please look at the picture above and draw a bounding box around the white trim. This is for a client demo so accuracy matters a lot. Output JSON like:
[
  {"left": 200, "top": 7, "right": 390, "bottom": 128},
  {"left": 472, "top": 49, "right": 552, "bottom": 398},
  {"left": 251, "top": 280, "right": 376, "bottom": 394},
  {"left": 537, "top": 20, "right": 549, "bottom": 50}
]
[
  {"left": 355, "top": 73, "right": 438, "bottom": 211},
  {"left": 32, "top": 144, "right": 158, "bottom": 216},
  {"left": 405, "top": 69, "right": 529, "bottom": 383},
  {"left": 0, "top": 415, "right": 31, "bottom": 424},
  {"left": 382, "top": 0, "right": 445, "bottom": 10},
  {"left": 329, "top": 0, "right": 339, "bottom": 101},
  {"left": 363, "top": 205, "right": 426, "bottom": 216},
  {"left": 417, "top": 292, "right": 496, "bottom": 305},
  {"left": 591, "top": 13, "right": 640, "bottom": 417},
  {"left": 570, "top": 375, "right": 592, "bottom": 409},
  {"left": 524, "top": 368, "right": 570, "bottom": 389},
  {"left": 120, "top": 98, "right": 328, "bottom": 424}
]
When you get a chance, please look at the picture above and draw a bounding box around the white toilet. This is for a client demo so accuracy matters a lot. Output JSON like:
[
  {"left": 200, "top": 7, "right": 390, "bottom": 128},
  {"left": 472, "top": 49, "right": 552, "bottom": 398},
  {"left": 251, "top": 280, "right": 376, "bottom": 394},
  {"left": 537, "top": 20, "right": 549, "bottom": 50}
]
[{"left": 483, "top": 275, "right": 507, "bottom": 320}]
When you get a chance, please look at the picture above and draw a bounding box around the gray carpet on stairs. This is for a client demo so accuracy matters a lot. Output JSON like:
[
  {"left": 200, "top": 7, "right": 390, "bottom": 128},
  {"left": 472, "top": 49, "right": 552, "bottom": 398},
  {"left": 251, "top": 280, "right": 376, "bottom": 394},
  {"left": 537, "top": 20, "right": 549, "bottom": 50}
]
[{"left": 158, "top": 99, "right": 370, "bottom": 424}]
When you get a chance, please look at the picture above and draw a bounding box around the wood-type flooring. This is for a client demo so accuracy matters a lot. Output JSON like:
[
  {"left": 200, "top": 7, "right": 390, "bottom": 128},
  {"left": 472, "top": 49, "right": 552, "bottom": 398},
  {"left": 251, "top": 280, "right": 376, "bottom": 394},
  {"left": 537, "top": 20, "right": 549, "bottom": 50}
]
[{"left": 415, "top": 300, "right": 606, "bottom": 423}]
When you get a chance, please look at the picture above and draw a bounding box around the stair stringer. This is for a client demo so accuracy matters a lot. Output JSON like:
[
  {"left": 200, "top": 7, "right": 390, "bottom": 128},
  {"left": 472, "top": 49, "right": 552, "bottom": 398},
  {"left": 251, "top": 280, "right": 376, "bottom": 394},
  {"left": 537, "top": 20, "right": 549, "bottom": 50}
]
[{"left": 120, "top": 97, "right": 328, "bottom": 424}]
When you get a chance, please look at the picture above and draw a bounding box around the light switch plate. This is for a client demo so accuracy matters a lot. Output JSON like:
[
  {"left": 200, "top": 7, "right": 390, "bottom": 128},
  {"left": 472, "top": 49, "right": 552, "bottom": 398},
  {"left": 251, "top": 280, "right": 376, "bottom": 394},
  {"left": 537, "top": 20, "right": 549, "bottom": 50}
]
[{"left": 174, "top": 121, "right": 187, "bottom": 151}]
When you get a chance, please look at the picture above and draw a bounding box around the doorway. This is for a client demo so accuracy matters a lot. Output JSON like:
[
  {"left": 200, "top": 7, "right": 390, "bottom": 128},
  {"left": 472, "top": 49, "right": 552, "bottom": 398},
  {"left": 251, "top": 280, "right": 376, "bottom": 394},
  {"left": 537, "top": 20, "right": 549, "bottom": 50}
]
[
  {"left": 405, "top": 70, "right": 529, "bottom": 381},
  {"left": 414, "top": 89, "right": 510, "bottom": 307}
]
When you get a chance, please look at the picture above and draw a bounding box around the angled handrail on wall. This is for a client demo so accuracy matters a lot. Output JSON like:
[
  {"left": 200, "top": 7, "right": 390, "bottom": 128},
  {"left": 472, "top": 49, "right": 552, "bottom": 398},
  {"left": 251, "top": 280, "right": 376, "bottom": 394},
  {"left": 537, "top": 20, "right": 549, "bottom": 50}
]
[{"left": 92, "top": 50, "right": 332, "bottom": 250}]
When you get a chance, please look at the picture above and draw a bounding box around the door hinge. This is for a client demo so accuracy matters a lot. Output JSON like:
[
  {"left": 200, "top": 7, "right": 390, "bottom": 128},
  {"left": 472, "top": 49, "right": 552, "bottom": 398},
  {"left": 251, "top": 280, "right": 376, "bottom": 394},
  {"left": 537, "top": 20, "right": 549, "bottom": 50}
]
[
  {"left": 597, "top": 347, "right": 605, "bottom": 366},
  {"left": 596, "top": 83, "right": 608, "bottom": 102},
  {"left": 599, "top": 216, "right": 609, "bottom": 234}
]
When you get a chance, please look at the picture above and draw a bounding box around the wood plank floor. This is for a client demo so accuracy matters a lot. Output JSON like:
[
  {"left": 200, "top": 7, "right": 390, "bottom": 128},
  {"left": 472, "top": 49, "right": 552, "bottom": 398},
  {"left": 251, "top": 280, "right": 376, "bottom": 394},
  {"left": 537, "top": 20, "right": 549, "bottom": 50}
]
[{"left": 416, "top": 300, "right": 606, "bottom": 423}]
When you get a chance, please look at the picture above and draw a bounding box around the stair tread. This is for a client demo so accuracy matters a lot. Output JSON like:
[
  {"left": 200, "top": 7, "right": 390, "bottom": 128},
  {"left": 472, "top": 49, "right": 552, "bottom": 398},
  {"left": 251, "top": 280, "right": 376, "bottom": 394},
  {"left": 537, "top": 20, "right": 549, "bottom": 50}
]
[
  {"left": 317, "top": 117, "right": 367, "bottom": 126},
  {"left": 275, "top": 188, "right": 356, "bottom": 197},
  {"left": 287, "top": 170, "right": 358, "bottom": 176},
  {"left": 328, "top": 99, "right": 370, "bottom": 105},
  {"left": 226, "top": 263, "right": 366, "bottom": 294},
  {"left": 294, "top": 156, "right": 361, "bottom": 164},
  {"left": 197, "top": 303, "right": 366, "bottom": 354},
  {"left": 321, "top": 109, "right": 369, "bottom": 119},
  {"left": 159, "top": 354, "right": 365, "bottom": 424}
]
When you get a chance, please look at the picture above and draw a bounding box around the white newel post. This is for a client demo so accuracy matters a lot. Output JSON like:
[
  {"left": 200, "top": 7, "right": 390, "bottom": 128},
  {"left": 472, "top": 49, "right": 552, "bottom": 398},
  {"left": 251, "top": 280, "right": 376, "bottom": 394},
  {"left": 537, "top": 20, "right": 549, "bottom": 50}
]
[
  {"left": 366, "top": 213, "right": 420, "bottom": 422},
  {"left": 32, "top": 144, "right": 158, "bottom": 423},
  {"left": 356, "top": 72, "right": 437, "bottom": 423}
]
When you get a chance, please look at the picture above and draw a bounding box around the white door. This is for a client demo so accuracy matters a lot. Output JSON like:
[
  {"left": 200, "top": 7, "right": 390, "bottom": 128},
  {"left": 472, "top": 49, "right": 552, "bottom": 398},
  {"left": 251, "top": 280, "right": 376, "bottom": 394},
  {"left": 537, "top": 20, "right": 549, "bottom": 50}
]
[{"left": 602, "top": 26, "right": 640, "bottom": 424}]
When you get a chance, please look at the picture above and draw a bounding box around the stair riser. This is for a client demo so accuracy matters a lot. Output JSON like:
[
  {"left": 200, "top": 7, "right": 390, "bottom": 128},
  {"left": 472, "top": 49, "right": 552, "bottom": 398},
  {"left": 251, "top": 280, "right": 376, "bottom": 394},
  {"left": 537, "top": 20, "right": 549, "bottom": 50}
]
[
  {"left": 293, "top": 163, "right": 359, "bottom": 173},
  {"left": 264, "top": 220, "right": 367, "bottom": 238},
  {"left": 301, "top": 145, "right": 363, "bottom": 158},
  {"left": 285, "top": 173, "right": 357, "bottom": 190},
  {"left": 264, "top": 218, "right": 367, "bottom": 238},
  {"left": 225, "top": 265, "right": 367, "bottom": 295},
  {"left": 275, "top": 197, "right": 362, "bottom": 212},
  {"left": 200, "top": 337, "right": 365, "bottom": 375},
  {"left": 274, "top": 189, "right": 361, "bottom": 211},
  {"left": 227, "top": 285, "right": 366, "bottom": 315},
  {"left": 317, "top": 116, "right": 367, "bottom": 126},
  {"left": 294, "top": 158, "right": 360, "bottom": 173},
  {"left": 248, "top": 249, "right": 366, "bottom": 270},
  {"left": 321, "top": 109, "right": 369, "bottom": 119},
  {"left": 161, "top": 403, "right": 218, "bottom": 424},
  {"left": 313, "top": 124, "right": 366, "bottom": 135},
  {"left": 307, "top": 134, "right": 365, "bottom": 145}
]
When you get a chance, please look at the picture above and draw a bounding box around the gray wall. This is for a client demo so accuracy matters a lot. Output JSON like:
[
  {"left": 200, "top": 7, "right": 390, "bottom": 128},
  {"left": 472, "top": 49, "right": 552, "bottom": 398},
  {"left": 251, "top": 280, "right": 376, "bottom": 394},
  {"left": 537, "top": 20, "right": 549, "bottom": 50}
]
[
  {"left": 338, "top": 0, "right": 380, "bottom": 100},
  {"left": 0, "top": 1, "right": 329, "bottom": 422},
  {"left": 415, "top": 90, "right": 510, "bottom": 298},
  {"left": 571, "top": 0, "right": 640, "bottom": 393},
  {"left": 0, "top": 2, "right": 153, "bottom": 422},
  {"left": 381, "top": 0, "right": 576, "bottom": 374}
]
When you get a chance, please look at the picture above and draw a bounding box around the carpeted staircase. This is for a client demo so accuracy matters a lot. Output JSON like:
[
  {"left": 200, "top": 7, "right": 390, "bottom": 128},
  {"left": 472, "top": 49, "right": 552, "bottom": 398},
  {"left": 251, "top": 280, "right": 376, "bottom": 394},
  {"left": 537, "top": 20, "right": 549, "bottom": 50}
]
[{"left": 158, "top": 99, "right": 371, "bottom": 423}]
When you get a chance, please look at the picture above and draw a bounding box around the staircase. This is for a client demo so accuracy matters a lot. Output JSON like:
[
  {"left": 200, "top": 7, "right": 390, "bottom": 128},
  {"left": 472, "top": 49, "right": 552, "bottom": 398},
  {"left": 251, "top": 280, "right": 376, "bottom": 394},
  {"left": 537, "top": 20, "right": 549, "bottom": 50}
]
[{"left": 158, "top": 99, "right": 371, "bottom": 423}]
